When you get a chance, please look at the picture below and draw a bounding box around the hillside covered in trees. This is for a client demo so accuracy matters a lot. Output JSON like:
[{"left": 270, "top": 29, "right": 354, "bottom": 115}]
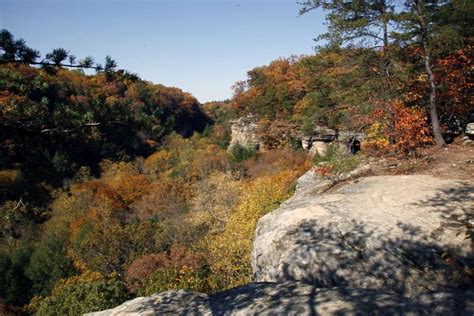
[
  {"left": 0, "top": 0, "right": 473, "bottom": 314},
  {"left": 0, "top": 30, "right": 309, "bottom": 315}
]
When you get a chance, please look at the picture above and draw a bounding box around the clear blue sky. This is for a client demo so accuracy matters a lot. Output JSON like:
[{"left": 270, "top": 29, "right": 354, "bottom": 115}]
[{"left": 0, "top": 0, "right": 326, "bottom": 102}]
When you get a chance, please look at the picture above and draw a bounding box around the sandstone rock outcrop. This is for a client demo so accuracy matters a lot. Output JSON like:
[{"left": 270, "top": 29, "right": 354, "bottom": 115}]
[
  {"left": 228, "top": 115, "right": 358, "bottom": 154},
  {"left": 86, "top": 282, "right": 473, "bottom": 315},
  {"left": 228, "top": 116, "right": 260, "bottom": 150},
  {"left": 252, "top": 172, "right": 473, "bottom": 295}
]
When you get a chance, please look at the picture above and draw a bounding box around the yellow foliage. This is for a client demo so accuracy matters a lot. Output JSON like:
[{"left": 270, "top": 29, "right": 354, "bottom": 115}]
[
  {"left": 99, "top": 160, "right": 150, "bottom": 204},
  {"left": 105, "top": 96, "right": 119, "bottom": 106},
  {"left": 143, "top": 150, "right": 173, "bottom": 175},
  {"left": 189, "top": 171, "right": 242, "bottom": 232},
  {"left": 72, "top": 259, "right": 89, "bottom": 273},
  {"left": 293, "top": 98, "right": 311, "bottom": 115},
  {"left": 59, "top": 270, "right": 105, "bottom": 287},
  {"left": 189, "top": 144, "right": 230, "bottom": 179},
  {"left": 131, "top": 178, "right": 191, "bottom": 220},
  {"left": 0, "top": 169, "right": 21, "bottom": 188},
  {"left": 24, "top": 295, "right": 45, "bottom": 314},
  {"left": 45, "top": 183, "right": 95, "bottom": 234},
  {"left": 203, "top": 169, "right": 300, "bottom": 290}
]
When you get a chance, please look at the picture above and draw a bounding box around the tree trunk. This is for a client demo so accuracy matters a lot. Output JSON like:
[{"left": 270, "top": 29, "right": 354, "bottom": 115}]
[
  {"left": 423, "top": 44, "right": 445, "bottom": 146},
  {"left": 381, "top": 1, "right": 388, "bottom": 50},
  {"left": 415, "top": 0, "right": 446, "bottom": 147}
]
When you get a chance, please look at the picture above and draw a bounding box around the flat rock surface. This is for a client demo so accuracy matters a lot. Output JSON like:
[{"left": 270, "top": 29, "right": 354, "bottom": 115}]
[
  {"left": 86, "top": 282, "right": 473, "bottom": 315},
  {"left": 252, "top": 173, "right": 474, "bottom": 295}
]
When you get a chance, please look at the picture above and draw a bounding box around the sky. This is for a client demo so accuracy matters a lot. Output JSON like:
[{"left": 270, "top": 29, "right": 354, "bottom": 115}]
[{"left": 0, "top": 0, "right": 326, "bottom": 102}]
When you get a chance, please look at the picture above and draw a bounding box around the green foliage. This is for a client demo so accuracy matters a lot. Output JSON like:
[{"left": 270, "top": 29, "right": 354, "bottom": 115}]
[
  {"left": 299, "top": 0, "right": 396, "bottom": 48},
  {"left": 72, "top": 221, "right": 163, "bottom": 275},
  {"left": 0, "top": 29, "right": 40, "bottom": 63},
  {"left": 393, "top": 0, "right": 472, "bottom": 55},
  {"left": 229, "top": 143, "right": 258, "bottom": 163},
  {"left": 0, "top": 5, "right": 470, "bottom": 312},
  {"left": 35, "top": 272, "right": 128, "bottom": 316},
  {"left": 45, "top": 48, "right": 69, "bottom": 65},
  {"left": 207, "top": 124, "right": 232, "bottom": 149},
  {"left": 26, "top": 233, "right": 74, "bottom": 297},
  {"left": 139, "top": 266, "right": 208, "bottom": 296},
  {"left": 0, "top": 199, "right": 35, "bottom": 248},
  {"left": 312, "top": 143, "right": 360, "bottom": 175},
  {"left": 0, "top": 33, "right": 210, "bottom": 214},
  {"left": 0, "top": 246, "right": 32, "bottom": 306},
  {"left": 230, "top": 49, "right": 404, "bottom": 135}
]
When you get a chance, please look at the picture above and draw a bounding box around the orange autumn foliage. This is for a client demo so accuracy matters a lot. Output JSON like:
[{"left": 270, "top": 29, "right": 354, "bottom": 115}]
[
  {"left": 99, "top": 161, "right": 151, "bottom": 205},
  {"left": 436, "top": 47, "right": 473, "bottom": 118},
  {"left": 70, "top": 181, "right": 128, "bottom": 224},
  {"left": 131, "top": 178, "right": 191, "bottom": 221},
  {"left": 363, "top": 100, "right": 432, "bottom": 155}
]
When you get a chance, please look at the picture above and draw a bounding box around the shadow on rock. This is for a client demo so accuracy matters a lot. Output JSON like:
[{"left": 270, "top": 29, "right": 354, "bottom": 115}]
[
  {"left": 415, "top": 182, "right": 473, "bottom": 249},
  {"left": 271, "top": 218, "right": 472, "bottom": 296},
  {"left": 208, "top": 282, "right": 473, "bottom": 315}
]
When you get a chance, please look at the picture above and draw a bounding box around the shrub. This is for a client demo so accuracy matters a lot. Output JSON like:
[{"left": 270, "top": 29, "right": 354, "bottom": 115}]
[
  {"left": 131, "top": 178, "right": 190, "bottom": 221},
  {"left": 255, "top": 119, "right": 299, "bottom": 149},
  {"left": 142, "top": 150, "right": 173, "bottom": 175},
  {"left": 243, "top": 148, "right": 309, "bottom": 179},
  {"left": 363, "top": 100, "right": 432, "bottom": 155},
  {"left": 124, "top": 253, "right": 167, "bottom": 293},
  {"left": 229, "top": 143, "right": 258, "bottom": 163},
  {"left": 71, "top": 221, "right": 163, "bottom": 275},
  {"left": 34, "top": 271, "right": 128, "bottom": 316},
  {"left": 125, "top": 243, "right": 209, "bottom": 295},
  {"left": 312, "top": 143, "right": 360, "bottom": 177},
  {"left": 138, "top": 266, "right": 208, "bottom": 296},
  {"left": 0, "top": 169, "right": 23, "bottom": 191},
  {"left": 0, "top": 246, "right": 32, "bottom": 306}
]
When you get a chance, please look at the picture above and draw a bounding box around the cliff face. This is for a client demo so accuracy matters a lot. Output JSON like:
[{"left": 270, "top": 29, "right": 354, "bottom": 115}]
[
  {"left": 228, "top": 116, "right": 260, "bottom": 150},
  {"left": 227, "top": 115, "right": 364, "bottom": 155},
  {"left": 87, "top": 171, "right": 474, "bottom": 315}
]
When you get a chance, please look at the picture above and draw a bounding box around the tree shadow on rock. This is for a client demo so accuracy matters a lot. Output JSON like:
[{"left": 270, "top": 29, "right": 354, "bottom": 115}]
[
  {"left": 103, "top": 291, "right": 211, "bottom": 315},
  {"left": 414, "top": 182, "right": 474, "bottom": 250},
  {"left": 273, "top": 218, "right": 472, "bottom": 296},
  {"left": 207, "top": 282, "right": 473, "bottom": 315}
]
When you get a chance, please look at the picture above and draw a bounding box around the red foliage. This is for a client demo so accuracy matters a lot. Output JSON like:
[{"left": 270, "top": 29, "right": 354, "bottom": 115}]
[
  {"left": 124, "top": 243, "right": 204, "bottom": 293},
  {"left": 436, "top": 47, "right": 473, "bottom": 118},
  {"left": 312, "top": 165, "right": 333, "bottom": 177},
  {"left": 363, "top": 100, "right": 432, "bottom": 155},
  {"left": 404, "top": 47, "right": 473, "bottom": 121}
]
